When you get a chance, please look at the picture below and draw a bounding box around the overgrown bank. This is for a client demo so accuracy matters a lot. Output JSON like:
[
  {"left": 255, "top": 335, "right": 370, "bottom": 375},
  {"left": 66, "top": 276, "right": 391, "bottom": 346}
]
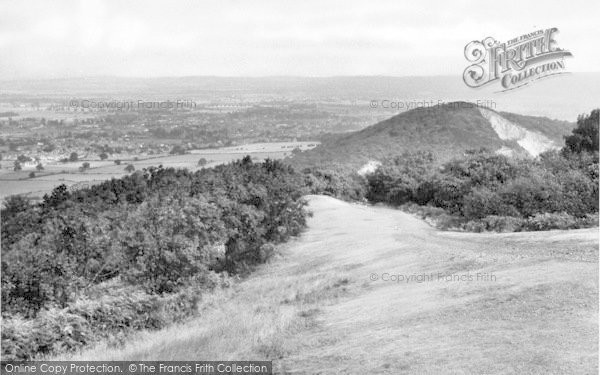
[{"left": 1, "top": 157, "right": 308, "bottom": 360}]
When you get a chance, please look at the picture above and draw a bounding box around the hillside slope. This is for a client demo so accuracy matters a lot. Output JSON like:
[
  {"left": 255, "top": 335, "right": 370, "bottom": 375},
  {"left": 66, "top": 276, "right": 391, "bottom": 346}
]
[
  {"left": 289, "top": 102, "right": 573, "bottom": 170},
  {"left": 64, "top": 195, "right": 598, "bottom": 374}
]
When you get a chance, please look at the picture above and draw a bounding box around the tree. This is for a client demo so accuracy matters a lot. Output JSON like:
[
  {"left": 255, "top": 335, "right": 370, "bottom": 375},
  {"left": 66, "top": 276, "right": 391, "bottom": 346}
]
[
  {"left": 99, "top": 152, "right": 108, "bottom": 160},
  {"left": 17, "top": 155, "right": 31, "bottom": 163},
  {"left": 36, "top": 163, "right": 44, "bottom": 171},
  {"left": 114, "top": 159, "right": 122, "bottom": 165},
  {"left": 42, "top": 144, "right": 55, "bottom": 152},
  {"left": 2, "top": 195, "right": 31, "bottom": 216},
  {"left": 125, "top": 164, "right": 135, "bottom": 173},
  {"left": 28, "top": 171, "right": 35, "bottom": 178},
  {"left": 118, "top": 195, "right": 224, "bottom": 293},
  {"left": 564, "top": 109, "right": 599, "bottom": 154},
  {"left": 69, "top": 152, "right": 79, "bottom": 162},
  {"left": 170, "top": 145, "right": 187, "bottom": 155},
  {"left": 79, "top": 162, "right": 90, "bottom": 172},
  {"left": 197, "top": 158, "right": 207, "bottom": 167},
  {"left": 13, "top": 161, "right": 21, "bottom": 171}
]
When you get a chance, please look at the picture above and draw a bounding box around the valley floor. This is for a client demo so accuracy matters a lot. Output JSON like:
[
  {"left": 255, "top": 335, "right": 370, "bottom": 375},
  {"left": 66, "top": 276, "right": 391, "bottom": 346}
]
[{"left": 63, "top": 195, "right": 599, "bottom": 374}]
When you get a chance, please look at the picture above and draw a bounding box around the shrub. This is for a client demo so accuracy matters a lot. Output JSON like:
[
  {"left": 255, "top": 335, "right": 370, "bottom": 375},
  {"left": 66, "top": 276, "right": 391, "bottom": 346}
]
[
  {"left": 479, "top": 215, "right": 525, "bottom": 232},
  {"left": 427, "top": 212, "right": 466, "bottom": 230},
  {"left": 400, "top": 203, "right": 465, "bottom": 230},
  {"left": 118, "top": 195, "right": 225, "bottom": 294},
  {"left": 170, "top": 145, "right": 187, "bottom": 155},
  {"left": 428, "top": 176, "right": 470, "bottom": 214},
  {"left": 497, "top": 173, "right": 563, "bottom": 217},
  {"left": 305, "top": 168, "right": 367, "bottom": 201},
  {"left": 462, "top": 187, "right": 520, "bottom": 219},
  {"left": 563, "top": 109, "right": 599, "bottom": 154},
  {"left": 386, "top": 176, "right": 418, "bottom": 206},
  {"left": 462, "top": 220, "right": 488, "bottom": 233},
  {"left": 1, "top": 285, "right": 204, "bottom": 361},
  {"left": 523, "top": 212, "right": 581, "bottom": 231},
  {"left": 1, "top": 309, "right": 92, "bottom": 361}
]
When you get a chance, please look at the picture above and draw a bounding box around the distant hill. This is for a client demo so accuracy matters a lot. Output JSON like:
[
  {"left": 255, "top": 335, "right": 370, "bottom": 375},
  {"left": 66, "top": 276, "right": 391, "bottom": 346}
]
[
  {"left": 2, "top": 73, "right": 599, "bottom": 120},
  {"left": 288, "top": 102, "right": 574, "bottom": 170}
]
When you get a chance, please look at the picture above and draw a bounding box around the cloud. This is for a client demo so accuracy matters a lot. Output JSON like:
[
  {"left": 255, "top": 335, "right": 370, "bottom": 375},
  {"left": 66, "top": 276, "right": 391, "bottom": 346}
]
[{"left": 0, "top": 0, "right": 598, "bottom": 79}]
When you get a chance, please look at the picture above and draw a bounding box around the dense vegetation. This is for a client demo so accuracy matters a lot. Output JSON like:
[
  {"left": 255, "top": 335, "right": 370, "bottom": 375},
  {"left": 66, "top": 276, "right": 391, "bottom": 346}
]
[
  {"left": 363, "top": 110, "right": 599, "bottom": 231},
  {"left": 1, "top": 157, "right": 308, "bottom": 360}
]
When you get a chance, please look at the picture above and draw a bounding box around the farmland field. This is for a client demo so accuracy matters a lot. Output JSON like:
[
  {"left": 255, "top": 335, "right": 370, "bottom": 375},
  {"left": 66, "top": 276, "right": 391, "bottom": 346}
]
[{"left": 0, "top": 141, "right": 318, "bottom": 199}]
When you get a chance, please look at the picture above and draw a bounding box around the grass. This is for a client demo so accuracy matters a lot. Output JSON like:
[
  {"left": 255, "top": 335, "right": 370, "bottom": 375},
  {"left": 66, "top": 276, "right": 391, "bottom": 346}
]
[
  {"left": 57, "top": 270, "right": 351, "bottom": 363},
  {"left": 56, "top": 196, "right": 598, "bottom": 374}
]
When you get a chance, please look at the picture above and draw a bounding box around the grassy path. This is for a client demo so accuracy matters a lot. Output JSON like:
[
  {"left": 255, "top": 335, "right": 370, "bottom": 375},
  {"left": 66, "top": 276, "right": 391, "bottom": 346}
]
[{"left": 65, "top": 195, "right": 599, "bottom": 374}]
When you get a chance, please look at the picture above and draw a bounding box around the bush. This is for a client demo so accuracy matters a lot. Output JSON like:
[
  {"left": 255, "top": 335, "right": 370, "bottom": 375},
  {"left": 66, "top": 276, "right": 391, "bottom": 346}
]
[
  {"left": 304, "top": 167, "right": 367, "bottom": 201},
  {"left": 170, "top": 145, "right": 187, "bottom": 155},
  {"left": 1, "top": 285, "right": 205, "bottom": 361},
  {"left": 522, "top": 212, "right": 581, "bottom": 231},
  {"left": 479, "top": 215, "right": 525, "bottom": 232},
  {"left": 462, "top": 187, "right": 520, "bottom": 219},
  {"left": 428, "top": 176, "right": 470, "bottom": 214},
  {"left": 400, "top": 203, "right": 465, "bottom": 230},
  {"left": 462, "top": 220, "right": 488, "bottom": 233},
  {"left": 564, "top": 109, "right": 599, "bottom": 154},
  {"left": 1, "top": 309, "right": 92, "bottom": 361},
  {"left": 118, "top": 195, "right": 225, "bottom": 294}
]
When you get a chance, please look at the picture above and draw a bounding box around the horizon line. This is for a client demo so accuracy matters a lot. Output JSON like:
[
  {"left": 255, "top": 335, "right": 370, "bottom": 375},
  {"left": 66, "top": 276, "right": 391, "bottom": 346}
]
[{"left": 2, "top": 71, "right": 600, "bottom": 83}]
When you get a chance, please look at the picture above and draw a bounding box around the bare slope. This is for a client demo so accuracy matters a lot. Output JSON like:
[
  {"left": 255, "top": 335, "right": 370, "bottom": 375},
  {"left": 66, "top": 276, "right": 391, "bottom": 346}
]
[
  {"left": 64, "top": 196, "right": 598, "bottom": 374},
  {"left": 479, "top": 108, "right": 560, "bottom": 156}
]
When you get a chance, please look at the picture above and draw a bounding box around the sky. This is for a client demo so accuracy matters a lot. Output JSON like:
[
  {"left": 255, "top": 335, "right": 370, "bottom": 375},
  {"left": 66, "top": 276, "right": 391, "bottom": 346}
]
[{"left": 0, "top": 0, "right": 598, "bottom": 79}]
